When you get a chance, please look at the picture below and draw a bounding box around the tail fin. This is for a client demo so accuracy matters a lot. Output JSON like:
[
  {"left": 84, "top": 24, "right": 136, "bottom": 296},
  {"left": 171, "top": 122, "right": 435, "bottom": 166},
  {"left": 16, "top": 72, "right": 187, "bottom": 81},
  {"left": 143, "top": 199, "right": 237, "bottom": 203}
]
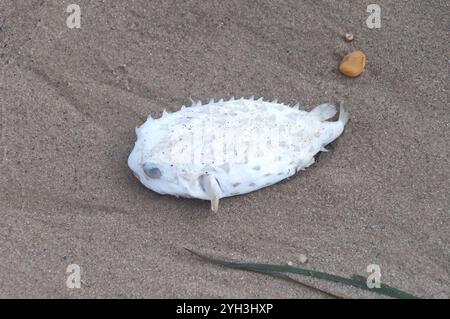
[
  {"left": 310, "top": 103, "right": 337, "bottom": 121},
  {"left": 338, "top": 101, "right": 349, "bottom": 126}
]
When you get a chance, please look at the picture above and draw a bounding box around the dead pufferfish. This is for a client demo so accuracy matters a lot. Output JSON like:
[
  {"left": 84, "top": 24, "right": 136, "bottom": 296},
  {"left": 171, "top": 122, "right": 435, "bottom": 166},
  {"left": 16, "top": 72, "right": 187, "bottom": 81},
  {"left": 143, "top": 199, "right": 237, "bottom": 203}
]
[{"left": 128, "top": 97, "right": 349, "bottom": 211}]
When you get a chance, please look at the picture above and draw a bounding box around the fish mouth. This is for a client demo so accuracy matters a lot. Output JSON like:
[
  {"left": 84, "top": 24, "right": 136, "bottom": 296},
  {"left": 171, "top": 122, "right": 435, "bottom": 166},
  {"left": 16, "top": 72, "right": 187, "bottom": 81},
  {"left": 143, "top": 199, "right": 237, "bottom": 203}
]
[{"left": 131, "top": 170, "right": 141, "bottom": 181}]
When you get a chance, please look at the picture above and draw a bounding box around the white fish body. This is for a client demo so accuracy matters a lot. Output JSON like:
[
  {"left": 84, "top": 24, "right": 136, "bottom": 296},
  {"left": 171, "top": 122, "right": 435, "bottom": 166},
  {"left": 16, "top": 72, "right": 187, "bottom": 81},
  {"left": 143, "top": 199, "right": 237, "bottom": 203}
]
[{"left": 128, "top": 98, "right": 349, "bottom": 211}]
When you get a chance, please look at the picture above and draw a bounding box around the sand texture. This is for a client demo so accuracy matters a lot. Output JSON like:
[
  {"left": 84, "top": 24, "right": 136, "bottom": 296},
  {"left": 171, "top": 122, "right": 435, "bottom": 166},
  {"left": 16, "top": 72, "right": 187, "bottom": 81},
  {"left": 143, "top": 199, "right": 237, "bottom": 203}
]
[{"left": 0, "top": 0, "right": 448, "bottom": 298}]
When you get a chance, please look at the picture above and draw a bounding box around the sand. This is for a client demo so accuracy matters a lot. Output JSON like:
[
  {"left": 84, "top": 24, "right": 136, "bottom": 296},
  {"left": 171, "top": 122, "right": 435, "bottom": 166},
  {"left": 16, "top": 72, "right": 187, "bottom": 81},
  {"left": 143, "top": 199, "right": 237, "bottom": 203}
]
[{"left": 0, "top": 0, "right": 448, "bottom": 298}]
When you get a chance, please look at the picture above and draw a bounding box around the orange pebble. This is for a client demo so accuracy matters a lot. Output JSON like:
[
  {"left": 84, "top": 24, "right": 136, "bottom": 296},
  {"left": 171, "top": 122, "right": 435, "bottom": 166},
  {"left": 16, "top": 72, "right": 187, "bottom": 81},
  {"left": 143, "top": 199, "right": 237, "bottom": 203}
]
[{"left": 339, "top": 50, "right": 366, "bottom": 77}]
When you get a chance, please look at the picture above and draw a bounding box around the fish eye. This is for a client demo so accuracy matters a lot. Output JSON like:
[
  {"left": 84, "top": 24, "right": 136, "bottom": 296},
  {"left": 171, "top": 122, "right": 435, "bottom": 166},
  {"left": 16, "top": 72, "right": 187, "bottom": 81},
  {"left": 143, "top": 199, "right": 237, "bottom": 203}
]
[{"left": 143, "top": 163, "right": 162, "bottom": 179}]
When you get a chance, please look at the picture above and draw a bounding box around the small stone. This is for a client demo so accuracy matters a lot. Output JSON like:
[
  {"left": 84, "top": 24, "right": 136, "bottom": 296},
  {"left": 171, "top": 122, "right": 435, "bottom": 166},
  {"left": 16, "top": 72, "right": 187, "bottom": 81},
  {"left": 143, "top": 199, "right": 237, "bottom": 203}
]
[
  {"left": 298, "top": 254, "right": 308, "bottom": 264},
  {"left": 344, "top": 33, "right": 354, "bottom": 42},
  {"left": 287, "top": 261, "right": 293, "bottom": 266},
  {"left": 339, "top": 50, "right": 366, "bottom": 77}
]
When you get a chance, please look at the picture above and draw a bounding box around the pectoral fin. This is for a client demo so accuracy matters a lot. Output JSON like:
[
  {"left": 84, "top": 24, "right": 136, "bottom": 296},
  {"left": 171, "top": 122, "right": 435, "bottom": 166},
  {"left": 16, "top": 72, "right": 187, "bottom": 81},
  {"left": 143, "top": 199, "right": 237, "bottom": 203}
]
[{"left": 199, "top": 174, "right": 222, "bottom": 212}]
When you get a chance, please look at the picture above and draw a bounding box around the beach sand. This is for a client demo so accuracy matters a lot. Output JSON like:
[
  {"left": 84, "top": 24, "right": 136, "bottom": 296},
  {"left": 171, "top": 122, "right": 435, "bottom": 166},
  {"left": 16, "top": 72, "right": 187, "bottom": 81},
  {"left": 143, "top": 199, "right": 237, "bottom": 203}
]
[{"left": 0, "top": 0, "right": 448, "bottom": 298}]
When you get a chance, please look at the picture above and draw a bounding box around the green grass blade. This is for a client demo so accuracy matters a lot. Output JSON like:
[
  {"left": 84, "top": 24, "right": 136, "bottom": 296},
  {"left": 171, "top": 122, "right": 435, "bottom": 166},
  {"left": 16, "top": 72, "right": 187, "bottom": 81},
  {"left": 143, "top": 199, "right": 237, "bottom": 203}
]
[{"left": 185, "top": 248, "right": 419, "bottom": 299}]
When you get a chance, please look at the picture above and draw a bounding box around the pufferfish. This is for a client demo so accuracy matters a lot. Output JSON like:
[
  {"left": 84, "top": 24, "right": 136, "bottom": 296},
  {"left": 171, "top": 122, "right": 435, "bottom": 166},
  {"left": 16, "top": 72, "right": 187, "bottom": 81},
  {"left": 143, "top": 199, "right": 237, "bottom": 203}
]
[{"left": 128, "top": 97, "right": 349, "bottom": 211}]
